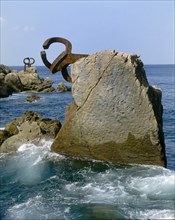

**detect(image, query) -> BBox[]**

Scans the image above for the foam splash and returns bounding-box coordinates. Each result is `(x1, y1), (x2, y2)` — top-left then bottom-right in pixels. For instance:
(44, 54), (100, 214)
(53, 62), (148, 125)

(5, 194), (70, 220)
(3, 139), (64, 185)
(130, 174), (174, 200)
(127, 209), (175, 220)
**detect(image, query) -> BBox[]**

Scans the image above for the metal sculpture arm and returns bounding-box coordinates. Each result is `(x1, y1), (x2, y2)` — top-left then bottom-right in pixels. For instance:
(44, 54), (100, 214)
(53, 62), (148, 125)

(40, 37), (88, 83)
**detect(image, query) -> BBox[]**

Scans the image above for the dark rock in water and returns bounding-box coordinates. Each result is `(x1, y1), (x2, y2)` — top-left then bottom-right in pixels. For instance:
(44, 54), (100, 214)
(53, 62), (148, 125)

(51, 50), (167, 167)
(25, 94), (41, 103)
(57, 82), (71, 92)
(5, 122), (19, 136)
(0, 130), (11, 146)
(0, 64), (11, 74)
(0, 66), (13, 98)
(71, 203), (125, 220)
(0, 84), (13, 98)
(0, 111), (62, 153)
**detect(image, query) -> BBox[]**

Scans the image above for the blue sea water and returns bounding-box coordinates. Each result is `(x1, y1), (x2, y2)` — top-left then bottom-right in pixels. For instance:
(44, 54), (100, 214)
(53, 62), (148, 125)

(0, 64), (175, 220)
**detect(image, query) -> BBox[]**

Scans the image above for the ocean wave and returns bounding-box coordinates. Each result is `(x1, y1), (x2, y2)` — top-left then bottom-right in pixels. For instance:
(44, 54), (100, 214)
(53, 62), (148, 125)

(1, 140), (174, 220)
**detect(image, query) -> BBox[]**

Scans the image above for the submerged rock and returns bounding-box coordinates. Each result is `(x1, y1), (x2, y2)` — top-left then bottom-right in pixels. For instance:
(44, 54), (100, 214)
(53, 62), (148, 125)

(51, 50), (167, 167)
(25, 94), (41, 103)
(0, 111), (62, 153)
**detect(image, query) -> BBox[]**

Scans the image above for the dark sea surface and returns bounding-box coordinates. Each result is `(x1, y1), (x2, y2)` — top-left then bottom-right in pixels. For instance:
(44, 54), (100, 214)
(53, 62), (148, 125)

(0, 64), (174, 219)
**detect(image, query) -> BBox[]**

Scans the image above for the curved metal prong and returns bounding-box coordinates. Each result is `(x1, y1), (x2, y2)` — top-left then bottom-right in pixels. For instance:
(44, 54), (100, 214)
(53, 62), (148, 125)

(50, 51), (67, 73)
(30, 57), (35, 65)
(23, 57), (30, 65)
(61, 65), (72, 83)
(40, 51), (51, 69)
(42, 37), (72, 54)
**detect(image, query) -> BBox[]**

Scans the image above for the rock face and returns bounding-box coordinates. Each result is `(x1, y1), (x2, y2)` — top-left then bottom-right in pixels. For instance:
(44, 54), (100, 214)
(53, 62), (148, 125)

(0, 111), (62, 153)
(51, 50), (167, 167)
(0, 64), (11, 74)
(0, 65), (13, 98)
(0, 65), (55, 98)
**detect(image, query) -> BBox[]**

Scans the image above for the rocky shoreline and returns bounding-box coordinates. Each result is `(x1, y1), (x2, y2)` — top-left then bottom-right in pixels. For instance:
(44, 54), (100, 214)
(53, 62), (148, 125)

(0, 111), (62, 153)
(0, 50), (167, 167)
(0, 65), (55, 98)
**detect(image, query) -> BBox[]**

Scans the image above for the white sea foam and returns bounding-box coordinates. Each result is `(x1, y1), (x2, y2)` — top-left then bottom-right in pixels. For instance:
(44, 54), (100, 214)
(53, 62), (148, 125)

(5, 194), (70, 220)
(128, 209), (175, 220)
(129, 172), (175, 200)
(10, 139), (64, 185)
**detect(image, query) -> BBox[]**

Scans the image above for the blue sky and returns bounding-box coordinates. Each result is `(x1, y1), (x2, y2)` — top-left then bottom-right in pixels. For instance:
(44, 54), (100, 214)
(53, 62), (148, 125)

(0, 0), (174, 66)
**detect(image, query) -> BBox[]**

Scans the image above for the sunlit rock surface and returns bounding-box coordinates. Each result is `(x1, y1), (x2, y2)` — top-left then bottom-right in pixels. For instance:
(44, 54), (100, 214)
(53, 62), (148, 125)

(51, 50), (167, 167)
(0, 111), (62, 153)
(0, 65), (55, 98)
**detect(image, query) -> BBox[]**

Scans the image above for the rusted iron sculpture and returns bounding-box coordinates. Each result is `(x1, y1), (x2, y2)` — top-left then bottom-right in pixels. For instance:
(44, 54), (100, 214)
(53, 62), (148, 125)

(40, 37), (88, 83)
(23, 57), (35, 71)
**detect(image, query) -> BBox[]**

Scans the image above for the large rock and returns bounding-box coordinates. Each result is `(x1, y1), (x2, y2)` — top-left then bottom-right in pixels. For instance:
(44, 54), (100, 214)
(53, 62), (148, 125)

(0, 111), (62, 153)
(51, 50), (167, 167)
(0, 84), (13, 98)
(4, 72), (24, 92)
(17, 67), (41, 90)
(0, 66), (55, 98)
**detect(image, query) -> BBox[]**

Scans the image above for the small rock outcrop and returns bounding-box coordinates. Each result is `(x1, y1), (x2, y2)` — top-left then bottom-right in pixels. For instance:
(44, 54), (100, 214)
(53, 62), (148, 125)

(25, 94), (41, 103)
(14, 67), (55, 92)
(57, 82), (71, 92)
(0, 65), (55, 98)
(51, 50), (167, 167)
(0, 111), (62, 153)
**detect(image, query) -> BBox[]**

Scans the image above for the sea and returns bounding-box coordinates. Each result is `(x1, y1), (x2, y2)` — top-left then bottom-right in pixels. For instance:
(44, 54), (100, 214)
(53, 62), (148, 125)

(0, 64), (175, 220)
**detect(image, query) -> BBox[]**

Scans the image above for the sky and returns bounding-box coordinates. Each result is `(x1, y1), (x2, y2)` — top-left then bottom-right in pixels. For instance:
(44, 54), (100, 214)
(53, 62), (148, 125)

(0, 0), (174, 66)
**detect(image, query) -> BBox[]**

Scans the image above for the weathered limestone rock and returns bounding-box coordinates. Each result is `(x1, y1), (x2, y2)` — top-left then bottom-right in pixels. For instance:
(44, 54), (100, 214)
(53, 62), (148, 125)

(0, 111), (62, 153)
(36, 77), (55, 92)
(17, 67), (45, 91)
(51, 50), (167, 167)
(5, 72), (24, 92)
(0, 65), (55, 97)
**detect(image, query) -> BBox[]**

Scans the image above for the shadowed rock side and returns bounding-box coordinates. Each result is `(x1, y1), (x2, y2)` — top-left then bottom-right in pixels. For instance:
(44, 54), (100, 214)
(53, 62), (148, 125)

(51, 50), (167, 167)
